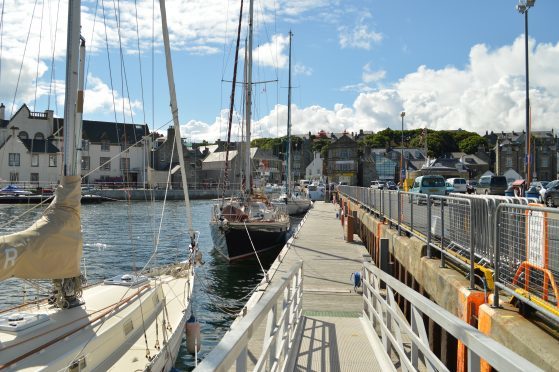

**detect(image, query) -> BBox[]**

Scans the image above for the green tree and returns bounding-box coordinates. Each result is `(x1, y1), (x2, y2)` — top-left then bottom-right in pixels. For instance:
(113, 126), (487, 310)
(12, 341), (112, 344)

(458, 135), (487, 154)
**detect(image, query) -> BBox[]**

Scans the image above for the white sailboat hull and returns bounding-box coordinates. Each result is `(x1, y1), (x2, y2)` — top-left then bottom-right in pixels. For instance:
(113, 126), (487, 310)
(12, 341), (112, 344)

(272, 197), (312, 215)
(0, 266), (194, 371)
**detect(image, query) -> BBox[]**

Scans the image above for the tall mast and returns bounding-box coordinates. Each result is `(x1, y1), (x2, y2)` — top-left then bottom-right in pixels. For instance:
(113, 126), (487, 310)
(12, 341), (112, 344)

(286, 31), (293, 196)
(159, 0), (193, 234)
(63, 0), (81, 176)
(244, 0), (254, 196)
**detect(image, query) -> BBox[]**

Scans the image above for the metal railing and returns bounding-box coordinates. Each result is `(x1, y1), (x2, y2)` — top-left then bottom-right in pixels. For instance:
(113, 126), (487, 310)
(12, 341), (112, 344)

(338, 186), (555, 318)
(494, 203), (559, 323)
(362, 261), (542, 372)
(195, 262), (303, 372)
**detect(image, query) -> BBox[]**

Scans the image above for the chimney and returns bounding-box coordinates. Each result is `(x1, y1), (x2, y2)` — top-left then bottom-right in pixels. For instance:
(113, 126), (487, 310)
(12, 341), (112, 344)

(46, 109), (54, 132)
(0, 103), (4, 121)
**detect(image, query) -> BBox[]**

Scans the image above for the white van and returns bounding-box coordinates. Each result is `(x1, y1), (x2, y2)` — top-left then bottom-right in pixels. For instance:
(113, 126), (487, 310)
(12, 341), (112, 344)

(446, 178), (467, 193)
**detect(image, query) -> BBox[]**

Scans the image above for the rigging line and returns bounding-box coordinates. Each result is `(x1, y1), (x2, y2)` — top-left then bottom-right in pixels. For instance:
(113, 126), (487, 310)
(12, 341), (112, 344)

(100, 0), (121, 132)
(0, 0), (5, 85)
(10, 0), (39, 117)
(33, 0), (45, 111)
(47, 0), (61, 113)
(84, 0), (99, 91)
(139, 135), (177, 273)
(113, 0), (135, 125)
(134, 0), (146, 124)
(242, 221), (268, 281)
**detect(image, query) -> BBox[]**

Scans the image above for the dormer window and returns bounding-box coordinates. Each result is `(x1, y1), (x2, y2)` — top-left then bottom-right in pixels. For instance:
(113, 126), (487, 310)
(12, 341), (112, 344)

(18, 131), (28, 140)
(101, 139), (110, 151)
(34, 132), (44, 140)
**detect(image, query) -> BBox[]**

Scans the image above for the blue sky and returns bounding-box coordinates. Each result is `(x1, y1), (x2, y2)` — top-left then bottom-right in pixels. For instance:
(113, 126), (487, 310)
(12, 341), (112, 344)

(1, 0), (558, 142)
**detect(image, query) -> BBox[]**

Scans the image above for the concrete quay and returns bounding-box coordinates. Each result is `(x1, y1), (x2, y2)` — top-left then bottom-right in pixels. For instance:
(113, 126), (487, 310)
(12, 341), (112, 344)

(338, 193), (559, 372)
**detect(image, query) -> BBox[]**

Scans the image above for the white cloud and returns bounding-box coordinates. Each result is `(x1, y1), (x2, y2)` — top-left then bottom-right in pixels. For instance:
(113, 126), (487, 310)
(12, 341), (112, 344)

(189, 36), (559, 141)
(362, 63), (386, 84)
(338, 14), (382, 50)
(294, 63), (312, 76)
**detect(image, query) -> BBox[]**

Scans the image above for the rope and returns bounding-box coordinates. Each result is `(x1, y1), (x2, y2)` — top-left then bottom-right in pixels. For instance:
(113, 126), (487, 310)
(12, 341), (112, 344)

(243, 221), (268, 282)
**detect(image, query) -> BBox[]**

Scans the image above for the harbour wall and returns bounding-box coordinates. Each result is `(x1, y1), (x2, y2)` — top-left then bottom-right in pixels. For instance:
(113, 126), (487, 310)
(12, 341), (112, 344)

(85, 188), (234, 200)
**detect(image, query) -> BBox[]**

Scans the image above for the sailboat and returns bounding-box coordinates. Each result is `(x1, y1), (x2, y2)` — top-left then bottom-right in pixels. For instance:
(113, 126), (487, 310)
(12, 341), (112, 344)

(272, 31), (312, 216)
(210, 0), (290, 261)
(0, 1), (199, 371)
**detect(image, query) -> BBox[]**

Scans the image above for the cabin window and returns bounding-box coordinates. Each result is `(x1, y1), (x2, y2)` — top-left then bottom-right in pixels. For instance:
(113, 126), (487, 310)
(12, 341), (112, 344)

(8, 153), (20, 166)
(49, 154), (57, 167)
(82, 156), (90, 170)
(100, 157), (111, 171)
(31, 154), (39, 167)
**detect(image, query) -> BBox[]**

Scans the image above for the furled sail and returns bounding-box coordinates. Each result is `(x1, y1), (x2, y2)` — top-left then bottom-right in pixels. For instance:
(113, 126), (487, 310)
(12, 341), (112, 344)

(0, 176), (82, 280)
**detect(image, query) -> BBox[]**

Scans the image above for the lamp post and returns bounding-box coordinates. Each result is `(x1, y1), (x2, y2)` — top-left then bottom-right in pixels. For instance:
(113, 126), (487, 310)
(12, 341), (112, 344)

(516, 0), (535, 185)
(400, 111), (405, 184)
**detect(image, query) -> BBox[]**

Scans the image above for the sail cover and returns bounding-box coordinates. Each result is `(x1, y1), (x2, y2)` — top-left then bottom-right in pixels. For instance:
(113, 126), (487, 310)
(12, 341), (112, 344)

(0, 176), (83, 280)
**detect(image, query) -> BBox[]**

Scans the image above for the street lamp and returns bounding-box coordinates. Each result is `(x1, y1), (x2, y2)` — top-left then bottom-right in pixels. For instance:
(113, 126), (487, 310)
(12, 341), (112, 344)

(516, 0), (535, 185)
(400, 111), (405, 184)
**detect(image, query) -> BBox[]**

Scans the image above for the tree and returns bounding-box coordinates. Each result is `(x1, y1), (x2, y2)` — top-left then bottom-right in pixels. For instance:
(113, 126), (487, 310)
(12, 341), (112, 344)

(458, 135), (487, 154)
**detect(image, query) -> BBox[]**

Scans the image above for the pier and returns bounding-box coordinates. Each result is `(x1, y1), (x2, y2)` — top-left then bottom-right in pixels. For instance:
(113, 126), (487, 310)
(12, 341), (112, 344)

(197, 189), (557, 371)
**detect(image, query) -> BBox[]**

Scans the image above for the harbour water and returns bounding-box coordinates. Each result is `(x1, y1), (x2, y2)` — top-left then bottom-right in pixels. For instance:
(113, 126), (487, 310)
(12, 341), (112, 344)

(0, 199), (292, 370)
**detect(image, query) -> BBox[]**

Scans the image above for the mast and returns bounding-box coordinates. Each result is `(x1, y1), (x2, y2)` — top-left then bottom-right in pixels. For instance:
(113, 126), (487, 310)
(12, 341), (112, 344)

(244, 0), (254, 196)
(286, 31), (293, 196)
(159, 0), (193, 235)
(63, 0), (81, 176)
(222, 0), (244, 202)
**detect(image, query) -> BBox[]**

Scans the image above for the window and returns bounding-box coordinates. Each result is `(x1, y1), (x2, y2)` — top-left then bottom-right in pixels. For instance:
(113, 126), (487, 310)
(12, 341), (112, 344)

(505, 156), (512, 168)
(120, 157), (130, 171)
(30, 173), (39, 182)
(31, 154), (39, 167)
(9, 172), (18, 182)
(82, 156), (90, 170)
(18, 131), (28, 140)
(100, 157), (111, 171)
(49, 154), (57, 167)
(541, 156), (549, 167)
(34, 132), (44, 140)
(82, 140), (89, 151)
(8, 153), (20, 166)
(101, 140), (110, 151)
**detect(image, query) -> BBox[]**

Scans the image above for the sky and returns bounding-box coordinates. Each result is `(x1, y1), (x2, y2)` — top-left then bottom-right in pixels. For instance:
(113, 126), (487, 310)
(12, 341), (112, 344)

(0, 0), (558, 143)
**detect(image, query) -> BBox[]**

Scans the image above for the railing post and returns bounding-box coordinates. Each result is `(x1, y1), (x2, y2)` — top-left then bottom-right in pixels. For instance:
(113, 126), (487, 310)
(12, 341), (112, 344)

(397, 190), (402, 235)
(410, 194), (414, 233)
(427, 195), (432, 258)
(492, 204), (502, 308)
(441, 201), (446, 268)
(469, 200), (476, 290)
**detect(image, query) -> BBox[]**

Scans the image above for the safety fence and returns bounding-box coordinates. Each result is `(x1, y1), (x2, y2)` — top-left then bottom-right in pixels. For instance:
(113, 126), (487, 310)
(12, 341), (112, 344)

(338, 186), (557, 319)
(195, 262), (303, 372)
(362, 261), (542, 372)
(494, 203), (559, 324)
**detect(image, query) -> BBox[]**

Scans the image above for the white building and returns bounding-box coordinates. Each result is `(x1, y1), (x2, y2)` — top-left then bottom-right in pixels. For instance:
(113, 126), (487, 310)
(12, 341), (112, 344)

(0, 104), (150, 187)
(305, 151), (323, 181)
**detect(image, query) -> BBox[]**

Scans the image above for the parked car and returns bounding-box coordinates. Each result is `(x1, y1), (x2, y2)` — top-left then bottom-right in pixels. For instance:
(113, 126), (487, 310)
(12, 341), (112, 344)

(475, 175), (508, 195)
(445, 182), (454, 195)
(369, 180), (385, 189)
(386, 181), (398, 190)
(410, 175), (446, 196)
(446, 177), (467, 193)
(541, 180), (559, 207)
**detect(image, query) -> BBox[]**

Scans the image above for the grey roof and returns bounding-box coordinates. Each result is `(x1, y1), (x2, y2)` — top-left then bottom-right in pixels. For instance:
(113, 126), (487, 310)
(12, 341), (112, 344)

(20, 139), (59, 153)
(53, 118), (150, 145)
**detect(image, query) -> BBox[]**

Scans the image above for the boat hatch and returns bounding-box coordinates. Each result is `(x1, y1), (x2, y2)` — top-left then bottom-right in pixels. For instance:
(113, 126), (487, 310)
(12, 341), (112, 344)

(0, 312), (49, 333)
(103, 274), (149, 287)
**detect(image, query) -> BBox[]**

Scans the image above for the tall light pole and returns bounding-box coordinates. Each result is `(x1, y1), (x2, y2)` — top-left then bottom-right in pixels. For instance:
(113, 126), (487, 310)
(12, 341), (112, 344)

(517, 0), (535, 185)
(400, 111), (405, 184)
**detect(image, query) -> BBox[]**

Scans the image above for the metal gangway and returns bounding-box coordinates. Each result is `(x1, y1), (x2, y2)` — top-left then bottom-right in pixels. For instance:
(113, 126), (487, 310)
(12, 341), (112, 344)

(195, 260), (541, 372)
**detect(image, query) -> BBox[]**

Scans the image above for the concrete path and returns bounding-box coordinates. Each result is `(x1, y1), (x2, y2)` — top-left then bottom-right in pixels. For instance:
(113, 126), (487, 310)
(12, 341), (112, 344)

(243, 201), (390, 371)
